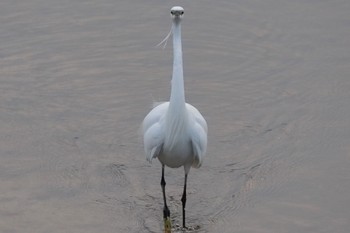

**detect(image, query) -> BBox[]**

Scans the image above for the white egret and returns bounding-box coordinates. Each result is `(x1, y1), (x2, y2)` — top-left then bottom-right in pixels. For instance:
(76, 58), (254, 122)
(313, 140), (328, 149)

(142, 6), (208, 231)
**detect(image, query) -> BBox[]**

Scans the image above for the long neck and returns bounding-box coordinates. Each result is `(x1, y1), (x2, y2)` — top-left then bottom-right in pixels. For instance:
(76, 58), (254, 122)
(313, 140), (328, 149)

(164, 19), (188, 148)
(169, 19), (185, 109)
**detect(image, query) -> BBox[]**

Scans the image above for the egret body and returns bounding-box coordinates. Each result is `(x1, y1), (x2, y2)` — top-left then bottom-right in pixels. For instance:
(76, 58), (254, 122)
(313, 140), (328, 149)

(142, 6), (208, 230)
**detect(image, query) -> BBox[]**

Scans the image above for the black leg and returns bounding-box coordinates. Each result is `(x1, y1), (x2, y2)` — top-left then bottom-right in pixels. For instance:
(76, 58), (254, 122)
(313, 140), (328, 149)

(181, 173), (188, 228)
(161, 165), (170, 219)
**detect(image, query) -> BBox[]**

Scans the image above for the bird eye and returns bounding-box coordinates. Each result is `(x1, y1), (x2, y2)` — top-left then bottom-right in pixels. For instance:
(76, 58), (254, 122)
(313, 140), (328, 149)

(170, 10), (184, 16)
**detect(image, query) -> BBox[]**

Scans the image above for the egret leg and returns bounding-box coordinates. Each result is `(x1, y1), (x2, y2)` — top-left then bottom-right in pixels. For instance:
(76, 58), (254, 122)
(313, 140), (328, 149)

(181, 173), (188, 229)
(161, 165), (171, 232)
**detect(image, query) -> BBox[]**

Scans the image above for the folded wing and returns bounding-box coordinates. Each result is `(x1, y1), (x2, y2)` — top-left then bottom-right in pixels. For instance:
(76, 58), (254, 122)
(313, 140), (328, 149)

(187, 104), (208, 168)
(142, 102), (168, 162)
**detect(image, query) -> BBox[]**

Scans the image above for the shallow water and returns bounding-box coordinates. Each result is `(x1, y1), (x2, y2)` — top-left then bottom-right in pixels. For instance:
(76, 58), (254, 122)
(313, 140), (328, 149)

(1, 0), (350, 232)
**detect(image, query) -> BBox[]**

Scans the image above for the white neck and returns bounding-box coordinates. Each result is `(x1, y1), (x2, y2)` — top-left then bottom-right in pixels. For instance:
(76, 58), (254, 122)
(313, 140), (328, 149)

(164, 18), (188, 148)
(169, 19), (185, 110)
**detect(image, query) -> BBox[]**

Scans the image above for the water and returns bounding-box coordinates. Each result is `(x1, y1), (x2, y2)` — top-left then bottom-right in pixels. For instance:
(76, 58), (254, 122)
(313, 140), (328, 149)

(1, 0), (350, 232)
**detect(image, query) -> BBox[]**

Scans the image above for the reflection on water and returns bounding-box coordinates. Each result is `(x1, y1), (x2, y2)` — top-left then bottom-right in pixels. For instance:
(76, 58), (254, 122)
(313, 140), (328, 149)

(0, 0), (350, 232)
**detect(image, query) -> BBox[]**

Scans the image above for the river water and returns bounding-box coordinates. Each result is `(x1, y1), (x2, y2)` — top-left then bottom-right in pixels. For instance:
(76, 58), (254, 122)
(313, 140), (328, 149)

(1, 0), (350, 232)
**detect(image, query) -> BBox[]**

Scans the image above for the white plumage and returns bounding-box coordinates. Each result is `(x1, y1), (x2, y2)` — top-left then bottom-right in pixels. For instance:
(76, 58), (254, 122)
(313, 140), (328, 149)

(143, 102), (207, 169)
(142, 6), (208, 230)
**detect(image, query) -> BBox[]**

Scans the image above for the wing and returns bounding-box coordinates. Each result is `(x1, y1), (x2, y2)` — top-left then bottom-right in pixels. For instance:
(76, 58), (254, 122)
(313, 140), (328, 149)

(143, 122), (164, 162)
(186, 103), (208, 133)
(187, 104), (208, 168)
(143, 102), (169, 133)
(142, 102), (168, 162)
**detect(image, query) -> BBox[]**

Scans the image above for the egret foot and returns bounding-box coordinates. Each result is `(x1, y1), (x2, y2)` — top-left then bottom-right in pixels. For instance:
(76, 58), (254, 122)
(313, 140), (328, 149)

(163, 216), (172, 233)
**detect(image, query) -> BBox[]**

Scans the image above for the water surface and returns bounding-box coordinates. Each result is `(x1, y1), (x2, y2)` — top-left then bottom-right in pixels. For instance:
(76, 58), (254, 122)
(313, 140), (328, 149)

(1, 0), (350, 232)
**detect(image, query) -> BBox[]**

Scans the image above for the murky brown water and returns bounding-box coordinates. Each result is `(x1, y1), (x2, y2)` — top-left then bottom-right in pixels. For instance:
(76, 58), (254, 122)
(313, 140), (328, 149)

(1, 0), (350, 232)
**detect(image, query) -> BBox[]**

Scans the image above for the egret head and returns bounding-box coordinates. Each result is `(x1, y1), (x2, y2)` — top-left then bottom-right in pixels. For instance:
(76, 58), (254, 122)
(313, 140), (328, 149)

(171, 6), (184, 19)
